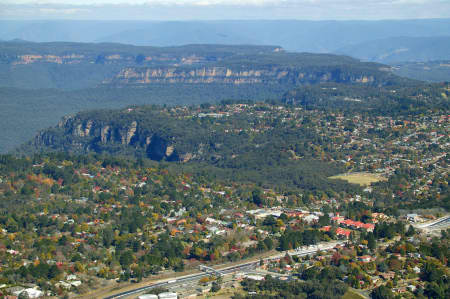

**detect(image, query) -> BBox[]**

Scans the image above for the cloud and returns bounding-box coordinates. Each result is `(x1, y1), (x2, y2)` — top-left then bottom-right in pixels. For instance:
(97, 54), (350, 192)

(1, 0), (289, 5)
(2, 0), (448, 8)
(39, 7), (91, 14)
(1, 0), (449, 20)
(2, 0), (445, 4)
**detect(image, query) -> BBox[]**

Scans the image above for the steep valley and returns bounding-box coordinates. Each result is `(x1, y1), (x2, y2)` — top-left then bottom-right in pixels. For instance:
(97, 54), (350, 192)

(0, 41), (429, 153)
(0, 41), (403, 89)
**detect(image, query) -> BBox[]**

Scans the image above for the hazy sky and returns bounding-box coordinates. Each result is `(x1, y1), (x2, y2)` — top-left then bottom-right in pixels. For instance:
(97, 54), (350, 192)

(1, 0), (450, 20)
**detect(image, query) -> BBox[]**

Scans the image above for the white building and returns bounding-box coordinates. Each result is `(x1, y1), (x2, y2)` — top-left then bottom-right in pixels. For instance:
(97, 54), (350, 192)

(14, 288), (44, 299)
(406, 214), (420, 222)
(244, 274), (265, 281)
(303, 214), (319, 223)
(158, 292), (178, 299)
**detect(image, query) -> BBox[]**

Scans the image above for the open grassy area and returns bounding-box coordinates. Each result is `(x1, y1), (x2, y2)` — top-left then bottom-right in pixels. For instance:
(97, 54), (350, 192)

(329, 172), (387, 186)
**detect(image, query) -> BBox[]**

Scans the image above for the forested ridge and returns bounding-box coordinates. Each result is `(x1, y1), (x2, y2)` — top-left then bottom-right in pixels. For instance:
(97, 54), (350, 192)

(0, 41), (416, 154)
(0, 41), (404, 89)
(26, 104), (356, 193)
(25, 86), (449, 199)
(282, 81), (449, 113)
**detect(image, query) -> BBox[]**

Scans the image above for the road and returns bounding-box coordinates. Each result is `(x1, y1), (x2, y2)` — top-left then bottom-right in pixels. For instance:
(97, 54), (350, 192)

(103, 240), (345, 299)
(414, 215), (450, 230)
(427, 215), (450, 228)
(104, 262), (258, 299)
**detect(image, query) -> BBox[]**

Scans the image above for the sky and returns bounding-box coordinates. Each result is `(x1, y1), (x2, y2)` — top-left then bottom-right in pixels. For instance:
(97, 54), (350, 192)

(1, 0), (450, 20)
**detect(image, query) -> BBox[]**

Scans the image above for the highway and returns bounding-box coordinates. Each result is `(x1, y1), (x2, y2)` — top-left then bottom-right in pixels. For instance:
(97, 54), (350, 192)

(103, 240), (344, 299)
(414, 215), (450, 230)
(427, 215), (450, 228)
(103, 262), (258, 299)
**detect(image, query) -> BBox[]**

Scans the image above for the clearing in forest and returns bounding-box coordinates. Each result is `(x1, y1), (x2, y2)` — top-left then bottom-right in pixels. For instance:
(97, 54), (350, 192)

(329, 172), (387, 186)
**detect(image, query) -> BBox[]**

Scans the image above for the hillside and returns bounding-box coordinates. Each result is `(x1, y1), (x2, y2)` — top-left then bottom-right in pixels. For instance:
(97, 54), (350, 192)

(0, 41), (416, 154)
(0, 84), (290, 153)
(106, 53), (402, 87)
(392, 60), (450, 82)
(26, 81), (449, 188)
(281, 82), (449, 113)
(0, 42), (279, 89)
(1, 104), (449, 297)
(0, 41), (407, 90)
(26, 104), (359, 193)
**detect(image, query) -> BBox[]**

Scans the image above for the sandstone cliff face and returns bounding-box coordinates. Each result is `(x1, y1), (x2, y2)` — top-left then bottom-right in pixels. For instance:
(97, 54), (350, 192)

(108, 67), (266, 84)
(125, 121), (137, 145)
(13, 54), (86, 65)
(36, 116), (183, 161)
(5, 53), (212, 66)
(101, 126), (111, 143)
(105, 66), (377, 85)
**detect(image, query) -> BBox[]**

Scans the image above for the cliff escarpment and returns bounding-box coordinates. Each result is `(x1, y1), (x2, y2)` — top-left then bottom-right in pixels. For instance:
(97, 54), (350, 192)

(103, 52), (404, 86)
(0, 42), (279, 66)
(105, 65), (379, 85)
(32, 108), (208, 162)
(0, 42), (285, 89)
(1, 41), (406, 90)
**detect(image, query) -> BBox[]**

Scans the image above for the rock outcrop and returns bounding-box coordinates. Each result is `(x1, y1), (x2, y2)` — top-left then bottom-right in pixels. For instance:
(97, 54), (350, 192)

(34, 115), (182, 161)
(105, 66), (380, 85)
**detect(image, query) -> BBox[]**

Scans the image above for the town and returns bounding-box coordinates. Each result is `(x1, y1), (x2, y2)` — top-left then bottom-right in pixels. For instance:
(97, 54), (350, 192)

(0, 102), (448, 299)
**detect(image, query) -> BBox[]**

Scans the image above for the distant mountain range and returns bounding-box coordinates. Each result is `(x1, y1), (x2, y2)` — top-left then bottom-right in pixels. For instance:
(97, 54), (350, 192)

(0, 29), (449, 153)
(392, 60), (450, 82)
(336, 36), (450, 64)
(0, 41), (416, 153)
(1, 19), (450, 62)
(0, 41), (404, 90)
